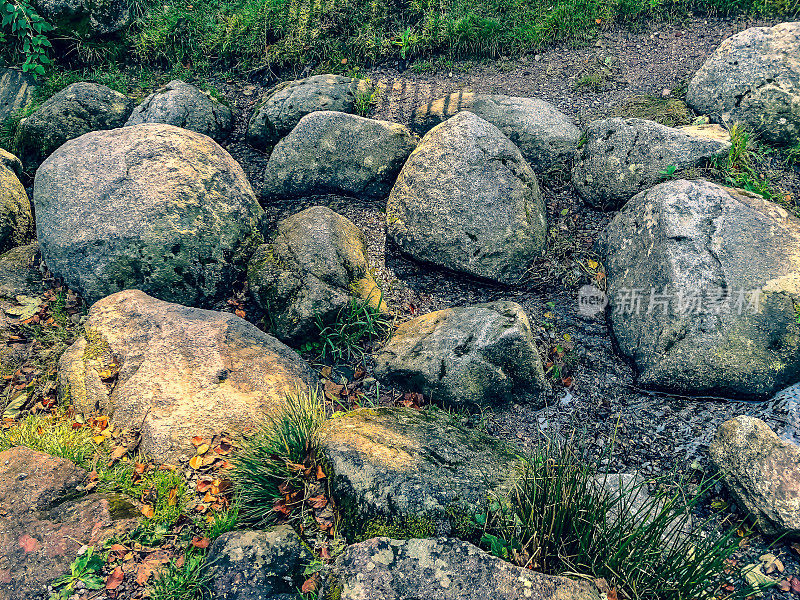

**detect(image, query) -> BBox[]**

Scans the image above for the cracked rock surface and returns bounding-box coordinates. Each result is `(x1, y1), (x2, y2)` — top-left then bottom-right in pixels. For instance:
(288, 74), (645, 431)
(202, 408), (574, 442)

(126, 80), (233, 141)
(687, 21), (800, 146)
(34, 123), (264, 307)
(387, 111), (546, 285)
(571, 117), (730, 210)
(331, 537), (599, 600)
(58, 289), (319, 461)
(597, 179), (800, 399)
(373, 301), (547, 408)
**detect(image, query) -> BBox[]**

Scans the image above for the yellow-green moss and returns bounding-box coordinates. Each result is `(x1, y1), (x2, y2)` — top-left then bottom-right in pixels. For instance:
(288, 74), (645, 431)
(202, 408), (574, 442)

(82, 327), (110, 360)
(354, 514), (435, 542)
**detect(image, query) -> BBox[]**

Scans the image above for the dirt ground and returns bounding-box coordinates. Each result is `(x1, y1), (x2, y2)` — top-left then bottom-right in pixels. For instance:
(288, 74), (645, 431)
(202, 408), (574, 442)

(211, 14), (800, 593)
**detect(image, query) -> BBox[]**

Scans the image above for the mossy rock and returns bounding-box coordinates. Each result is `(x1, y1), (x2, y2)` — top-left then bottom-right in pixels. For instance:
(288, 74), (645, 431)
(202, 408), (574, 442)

(317, 407), (523, 539)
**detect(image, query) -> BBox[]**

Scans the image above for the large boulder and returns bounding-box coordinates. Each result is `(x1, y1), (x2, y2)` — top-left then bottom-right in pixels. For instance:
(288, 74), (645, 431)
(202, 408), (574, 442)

(34, 123), (264, 307)
(261, 111), (416, 200)
(0, 164), (33, 253)
(125, 80), (233, 141)
(17, 82), (134, 168)
(247, 74), (372, 149)
(248, 206), (385, 345)
(207, 526), (312, 600)
(29, 0), (130, 36)
(687, 22), (800, 146)
(710, 416), (800, 537)
(411, 92), (580, 171)
(0, 149), (22, 177)
(387, 111), (546, 285)
(317, 407), (522, 537)
(0, 447), (138, 600)
(572, 118), (730, 210)
(331, 537), (599, 600)
(597, 179), (800, 399)
(0, 68), (36, 125)
(58, 290), (319, 461)
(374, 302), (546, 408)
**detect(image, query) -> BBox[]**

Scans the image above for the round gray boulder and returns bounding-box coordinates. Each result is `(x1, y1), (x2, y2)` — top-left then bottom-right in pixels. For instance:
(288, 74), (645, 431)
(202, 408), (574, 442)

(374, 301), (547, 408)
(248, 206), (386, 345)
(572, 117), (731, 210)
(411, 92), (580, 171)
(387, 111), (546, 285)
(17, 82), (134, 168)
(262, 111), (417, 200)
(687, 22), (800, 146)
(597, 179), (800, 399)
(34, 123), (264, 307)
(126, 80), (233, 141)
(247, 74), (372, 149)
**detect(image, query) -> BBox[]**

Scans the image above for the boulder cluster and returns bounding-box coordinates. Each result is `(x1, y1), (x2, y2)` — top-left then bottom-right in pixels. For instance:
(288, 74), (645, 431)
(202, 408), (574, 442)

(0, 19), (799, 600)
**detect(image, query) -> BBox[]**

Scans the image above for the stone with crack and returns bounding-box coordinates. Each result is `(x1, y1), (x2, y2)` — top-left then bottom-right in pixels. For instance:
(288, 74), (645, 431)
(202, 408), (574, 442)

(597, 179), (800, 399)
(58, 289), (319, 461)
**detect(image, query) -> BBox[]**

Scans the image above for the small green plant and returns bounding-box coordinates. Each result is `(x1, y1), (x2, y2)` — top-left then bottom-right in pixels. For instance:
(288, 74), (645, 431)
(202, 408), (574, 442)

(51, 547), (106, 599)
(313, 293), (392, 363)
(353, 79), (380, 117)
(658, 164), (677, 180)
(1, 0), (53, 78)
(204, 501), (240, 539)
(147, 548), (213, 600)
(709, 123), (778, 200)
(393, 27), (416, 60)
(232, 390), (326, 527)
(0, 412), (99, 466)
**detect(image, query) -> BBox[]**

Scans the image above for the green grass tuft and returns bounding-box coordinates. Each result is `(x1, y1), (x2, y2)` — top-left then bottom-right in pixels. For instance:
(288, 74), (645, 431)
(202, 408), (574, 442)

(231, 390), (327, 527)
(475, 438), (770, 600)
(0, 412), (100, 466)
(147, 548), (213, 600)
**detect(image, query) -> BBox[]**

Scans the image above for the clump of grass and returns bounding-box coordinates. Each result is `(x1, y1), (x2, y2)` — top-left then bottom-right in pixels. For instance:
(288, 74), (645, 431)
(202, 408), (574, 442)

(99, 461), (188, 527)
(615, 94), (693, 127)
(573, 56), (615, 92)
(0, 411), (100, 466)
(303, 292), (393, 363)
(204, 501), (240, 540)
(475, 439), (768, 600)
(353, 78), (380, 117)
(231, 390), (327, 527)
(147, 548), (213, 600)
(709, 123), (779, 200)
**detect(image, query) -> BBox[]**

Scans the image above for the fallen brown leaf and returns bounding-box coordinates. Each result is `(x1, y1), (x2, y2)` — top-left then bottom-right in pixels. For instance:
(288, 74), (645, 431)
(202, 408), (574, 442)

(105, 566), (124, 590)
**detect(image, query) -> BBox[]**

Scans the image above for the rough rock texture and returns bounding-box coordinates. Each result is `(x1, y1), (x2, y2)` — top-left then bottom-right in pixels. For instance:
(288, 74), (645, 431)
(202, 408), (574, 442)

(597, 179), (800, 399)
(387, 111), (546, 285)
(58, 290), (319, 461)
(248, 206), (385, 344)
(0, 447), (138, 600)
(374, 302), (546, 408)
(17, 82), (134, 168)
(411, 92), (580, 171)
(125, 80), (233, 141)
(0, 149), (22, 177)
(317, 407), (522, 535)
(0, 68), (35, 125)
(0, 165), (33, 253)
(687, 22), (800, 146)
(247, 75), (372, 149)
(331, 537), (599, 600)
(0, 243), (41, 299)
(207, 526), (312, 600)
(572, 118), (731, 210)
(261, 111), (417, 200)
(34, 123), (264, 307)
(30, 0), (129, 36)
(710, 416), (800, 537)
